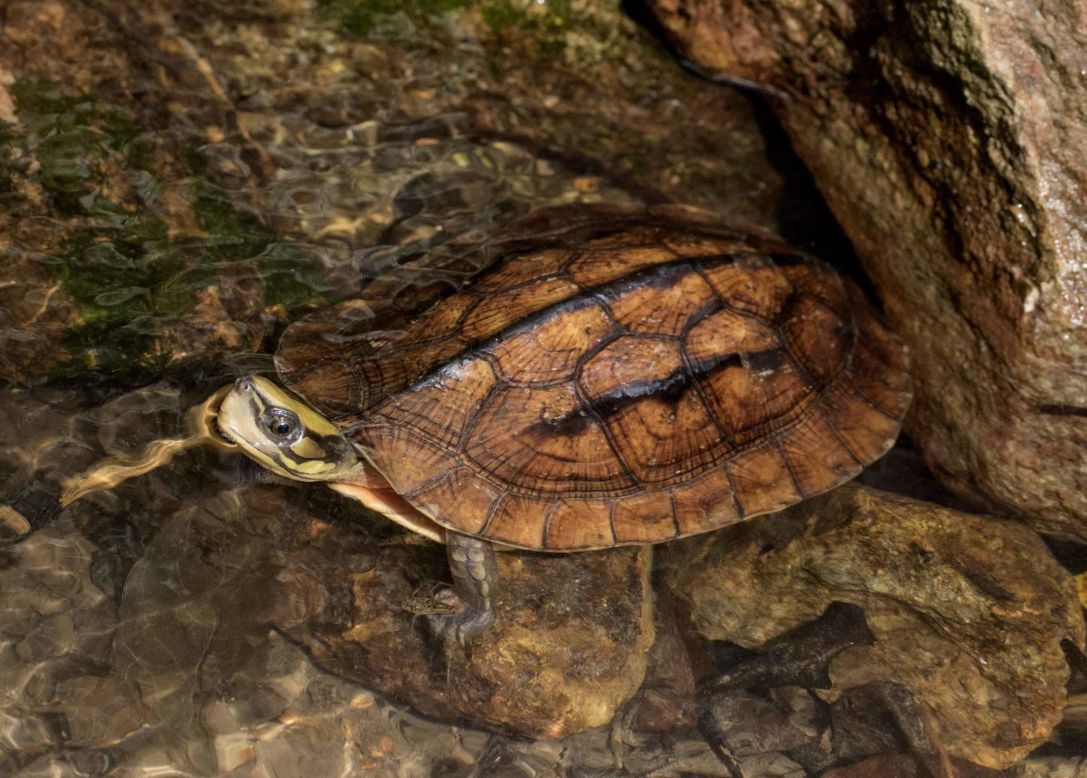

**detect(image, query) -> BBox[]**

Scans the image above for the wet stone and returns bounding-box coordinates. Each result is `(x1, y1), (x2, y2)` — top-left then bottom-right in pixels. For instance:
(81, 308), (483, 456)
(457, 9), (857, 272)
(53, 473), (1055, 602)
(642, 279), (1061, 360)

(646, 0), (1087, 541)
(734, 752), (807, 778)
(702, 687), (820, 757)
(0, 505), (31, 538)
(619, 590), (701, 734)
(0, 0), (822, 389)
(705, 601), (874, 692)
(6, 0), (1080, 773)
(0, 474), (494, 774)
(0, 252), (81, 384)
(1013, 758), (1087, 778)
(664, 483), (1086, 769)
(823, 753), (1006, 778)
(827, 683), (918, 766)
(274, 524), (656, 739)
(693, 605), (887, 774)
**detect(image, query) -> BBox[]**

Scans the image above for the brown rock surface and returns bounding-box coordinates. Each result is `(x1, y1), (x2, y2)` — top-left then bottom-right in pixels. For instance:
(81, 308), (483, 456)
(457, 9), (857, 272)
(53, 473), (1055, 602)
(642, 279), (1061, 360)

(274, 520), (655, 739)
(663, 484), (1085, 769)
(0, 0), (826, 385)
(646, 0), (1087, 539)
(0, 385), (665, 772)
(822, 753), (1003, 778)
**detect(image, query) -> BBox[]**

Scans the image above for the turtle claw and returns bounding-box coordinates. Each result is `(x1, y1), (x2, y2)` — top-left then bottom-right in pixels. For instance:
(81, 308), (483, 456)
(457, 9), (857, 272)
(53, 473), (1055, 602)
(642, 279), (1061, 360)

(426, 593), (495, 645)
(426, 533), (500, 645)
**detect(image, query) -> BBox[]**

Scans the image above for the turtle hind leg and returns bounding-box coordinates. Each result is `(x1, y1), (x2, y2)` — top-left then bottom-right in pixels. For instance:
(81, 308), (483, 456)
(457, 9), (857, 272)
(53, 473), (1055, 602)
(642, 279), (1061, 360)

(427, 531), (498, 644)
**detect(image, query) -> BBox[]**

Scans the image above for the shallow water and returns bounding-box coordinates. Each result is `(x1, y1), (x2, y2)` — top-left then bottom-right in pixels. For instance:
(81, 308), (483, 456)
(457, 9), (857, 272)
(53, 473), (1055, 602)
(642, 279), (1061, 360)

(1, 1), (1083, 776)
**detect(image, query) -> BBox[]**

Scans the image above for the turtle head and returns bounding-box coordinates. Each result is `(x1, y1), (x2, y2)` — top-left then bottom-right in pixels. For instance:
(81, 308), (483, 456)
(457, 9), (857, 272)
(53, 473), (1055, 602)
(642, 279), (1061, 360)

(216, 375), (364, 483)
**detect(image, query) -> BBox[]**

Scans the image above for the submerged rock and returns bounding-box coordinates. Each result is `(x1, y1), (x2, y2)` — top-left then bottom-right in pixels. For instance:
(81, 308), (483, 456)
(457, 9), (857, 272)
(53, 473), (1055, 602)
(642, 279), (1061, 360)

(664, 484), (1085, 769)
(0, 0), (817, 387)
(823, 752), (1004, 778)
(702, 686), (821, 760)
(620, 589), (702, 734)
(1013, 758), (1087, 778)
(646, 0), (1087, 541)
(274, 520), (655, 739)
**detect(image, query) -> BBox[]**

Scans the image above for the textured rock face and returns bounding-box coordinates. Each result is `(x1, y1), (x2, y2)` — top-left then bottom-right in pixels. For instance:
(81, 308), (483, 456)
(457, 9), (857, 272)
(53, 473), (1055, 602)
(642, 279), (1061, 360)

(646, 0), (1087, 539)
(663, 484), (1085, 768)
(273, 525), (655, 739)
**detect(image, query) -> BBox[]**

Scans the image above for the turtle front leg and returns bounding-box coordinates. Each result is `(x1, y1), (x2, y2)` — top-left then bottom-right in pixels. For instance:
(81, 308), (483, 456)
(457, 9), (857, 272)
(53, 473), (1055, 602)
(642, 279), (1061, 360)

(428, 531), (499, 644)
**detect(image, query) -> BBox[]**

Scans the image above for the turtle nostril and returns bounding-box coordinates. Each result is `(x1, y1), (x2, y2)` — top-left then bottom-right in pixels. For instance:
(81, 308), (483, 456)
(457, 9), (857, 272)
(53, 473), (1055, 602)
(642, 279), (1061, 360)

(235, 376), (255, 392)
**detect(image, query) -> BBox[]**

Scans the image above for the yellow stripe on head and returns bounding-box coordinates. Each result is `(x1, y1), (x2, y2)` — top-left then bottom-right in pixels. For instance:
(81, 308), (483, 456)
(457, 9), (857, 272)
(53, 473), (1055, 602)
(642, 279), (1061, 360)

(216, 375), (364, 483)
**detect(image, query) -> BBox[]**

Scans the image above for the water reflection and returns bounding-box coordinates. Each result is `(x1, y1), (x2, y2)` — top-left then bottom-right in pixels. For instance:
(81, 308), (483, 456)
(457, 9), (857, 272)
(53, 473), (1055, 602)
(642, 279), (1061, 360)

(2, 0), (790, 771)
(3, 0), (1079, 775)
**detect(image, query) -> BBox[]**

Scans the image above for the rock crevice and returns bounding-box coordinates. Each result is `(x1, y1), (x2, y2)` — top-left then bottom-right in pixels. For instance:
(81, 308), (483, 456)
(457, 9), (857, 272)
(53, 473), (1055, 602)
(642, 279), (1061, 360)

(647, 0), (1087, 538)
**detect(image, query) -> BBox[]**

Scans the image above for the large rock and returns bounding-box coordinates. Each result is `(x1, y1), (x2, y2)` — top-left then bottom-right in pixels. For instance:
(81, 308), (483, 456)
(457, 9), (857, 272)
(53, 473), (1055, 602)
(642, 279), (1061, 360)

(272, 513), (656, 739)
(663, 484), (1085, 769)
(88, 479), (656, 741)
(646, 0), (1087, 540)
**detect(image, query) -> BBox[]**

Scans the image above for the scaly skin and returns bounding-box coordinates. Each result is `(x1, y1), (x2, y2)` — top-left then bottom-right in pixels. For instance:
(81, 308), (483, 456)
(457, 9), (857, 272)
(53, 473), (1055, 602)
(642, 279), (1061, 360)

(429, 532), (499, 644)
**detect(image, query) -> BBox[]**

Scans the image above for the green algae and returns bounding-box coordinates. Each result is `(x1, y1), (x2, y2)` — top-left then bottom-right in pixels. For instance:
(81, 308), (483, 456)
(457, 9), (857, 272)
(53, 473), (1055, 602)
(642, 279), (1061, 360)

(5, 79), (179, 376)
(185, 151), (329, 311)
(318, 0), (471, 37)
(10, 78), (147, 214)
(6, 78), (328, 380)
(46, 163), (329, 379)
(480, 0), (576, 54)
(0, 124), (16, 207)
(318, 0), (578, 50)
(47, 207), (192, 378)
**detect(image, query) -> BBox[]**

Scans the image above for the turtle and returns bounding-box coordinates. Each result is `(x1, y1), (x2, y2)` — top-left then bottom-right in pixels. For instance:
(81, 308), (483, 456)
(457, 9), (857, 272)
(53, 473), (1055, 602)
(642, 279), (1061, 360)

(215, 204), (912, 643)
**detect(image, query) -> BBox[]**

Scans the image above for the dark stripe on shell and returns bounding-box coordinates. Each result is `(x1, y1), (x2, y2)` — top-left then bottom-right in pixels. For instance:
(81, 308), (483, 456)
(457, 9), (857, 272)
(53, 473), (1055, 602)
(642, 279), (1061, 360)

(540, 347), (782, 438)
(467, 257), (724, 358)
(350, 253), (780, 423)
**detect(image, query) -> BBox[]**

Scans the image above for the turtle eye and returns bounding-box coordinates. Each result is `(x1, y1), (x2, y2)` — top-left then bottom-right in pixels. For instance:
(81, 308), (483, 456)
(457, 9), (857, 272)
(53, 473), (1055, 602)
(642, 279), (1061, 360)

(260, 408), (301, 442)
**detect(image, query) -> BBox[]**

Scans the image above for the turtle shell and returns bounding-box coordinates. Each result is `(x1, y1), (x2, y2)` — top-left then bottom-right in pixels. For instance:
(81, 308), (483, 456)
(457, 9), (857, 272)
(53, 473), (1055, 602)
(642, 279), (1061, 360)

(277, 205), (911, 551)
